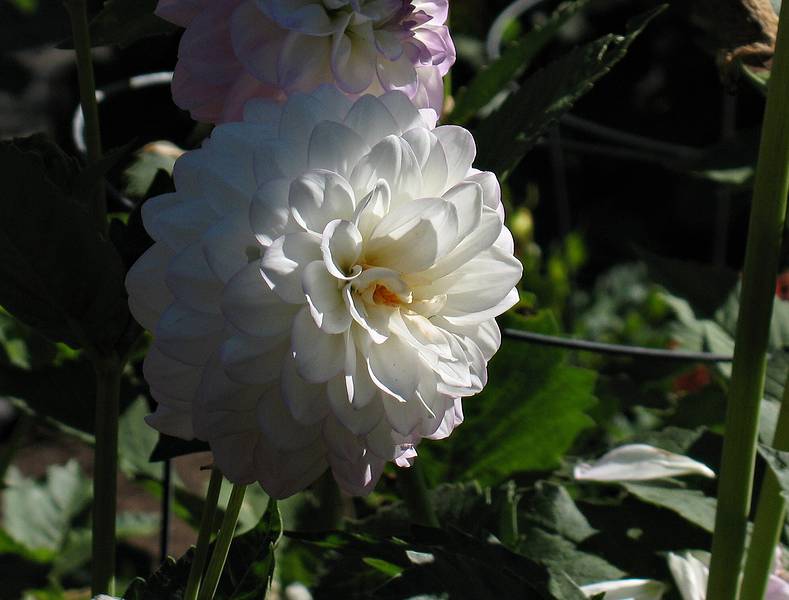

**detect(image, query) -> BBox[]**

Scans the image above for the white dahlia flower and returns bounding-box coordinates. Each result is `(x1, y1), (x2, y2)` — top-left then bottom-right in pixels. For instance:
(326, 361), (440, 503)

(126, 87), (522, 498)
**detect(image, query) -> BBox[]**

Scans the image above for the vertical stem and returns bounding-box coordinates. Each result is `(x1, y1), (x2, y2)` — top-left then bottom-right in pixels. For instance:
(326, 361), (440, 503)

(64, 0), (107, 233)
(498, 481), (520, 547)
(397, 464), (439, 528)
(91, 355), (122, 596)
(740, 370), (789, 600)
(160, 459), (173, 563)
(314, 470), (343, 530)
(184, 468), (224, 600)
(198, 483), (247, 600)
(706, 2), (789, 597)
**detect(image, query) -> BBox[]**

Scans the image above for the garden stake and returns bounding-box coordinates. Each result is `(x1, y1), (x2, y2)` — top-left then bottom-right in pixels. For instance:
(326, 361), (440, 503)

(706, 0), (789, 596)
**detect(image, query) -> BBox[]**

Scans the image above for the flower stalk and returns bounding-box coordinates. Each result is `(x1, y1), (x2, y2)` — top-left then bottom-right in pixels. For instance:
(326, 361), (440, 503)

(64, 0), (106, 233)
(398, 464), (439, 528)
(198, 483), (247, 600)
(739, 368), (789, 600)
(184, 467), (224, 600)
(706, 0), (789, 595)
(90, 354), (122, 596)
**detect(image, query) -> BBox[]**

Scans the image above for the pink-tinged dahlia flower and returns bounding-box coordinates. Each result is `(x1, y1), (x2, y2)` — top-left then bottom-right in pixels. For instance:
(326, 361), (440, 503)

(157, 0), (455, 123)
(126, 88), (521, 498)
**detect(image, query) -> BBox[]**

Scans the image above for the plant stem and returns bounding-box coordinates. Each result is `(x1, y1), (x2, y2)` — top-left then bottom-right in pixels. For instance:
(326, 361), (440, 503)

(314, 469), (343, 530)
(91, 354), (122, 596)
(64, 0), (106, 233)
(198, 483), (247, 600)
(706, 2), (789, 597)
(398, 463), (439, 528)
(739, 370), (789, 600)
(184, 468), (224, 600)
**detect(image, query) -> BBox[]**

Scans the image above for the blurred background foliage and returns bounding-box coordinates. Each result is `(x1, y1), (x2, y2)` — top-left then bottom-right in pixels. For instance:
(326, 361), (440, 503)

(1, 0), (786, 597)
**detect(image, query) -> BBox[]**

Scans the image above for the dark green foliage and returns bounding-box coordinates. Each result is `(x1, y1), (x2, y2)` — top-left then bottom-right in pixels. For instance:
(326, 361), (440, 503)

(0, 136), (128, 352)
(474, 7), (666, 178)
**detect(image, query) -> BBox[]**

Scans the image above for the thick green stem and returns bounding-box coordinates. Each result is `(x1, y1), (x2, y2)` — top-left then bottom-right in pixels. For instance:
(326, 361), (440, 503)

(184, 468), (224, 600)
(198, 483), (247, 600)
(706, 2), (789, 597)
(398, 464), (439, 528)
(90, 355), (121, 596)
(64, 0), (106, 233)
(740, 370), (789, 600)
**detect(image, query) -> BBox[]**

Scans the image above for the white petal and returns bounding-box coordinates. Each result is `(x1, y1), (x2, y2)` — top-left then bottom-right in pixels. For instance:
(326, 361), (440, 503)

(366, 197), (458, 272)
(257, 387), (322, 451)
(220, 333), (289, 385)
(424, 245), (522, 316)
(343, 95), (400, 148)
(442, 181), (482, 239)
(202, 209), (261, 283)
(580, 579), (667, 600)
(350, 135), (423, 206)
(331, 24), (377, 93)
(222, 260), (300, 336)
(303, 260), (352, 333)
(574, 444), (716, 482)
(366, 335), (420, 403)
(414, 207), (501, 282)
(344, 284), (391, 344)
(144, 193), (219, 252)
(434, 125), (476, 186)
(327, 374), (383, 434)
(321, 219), (363, 279)
(144, 343), (202, 403)
(210, 432), (260, 484)
(353, 178), (391, 239)
(155, 302), (225, 366)
(292, 306), (346, 383)
(145, 401), (194, 440)
(281, 350), (331, 424)
(252, 435), (328, 499)
(126, 242), (175, 331)
(250, 177), (291, 247)
(380, 91), (429, 132)
(260, 232), (322, 304)
(166, 242), (223, 314)
(289, 170), (356, 234)
(667, 552), (709, 600)
(308, 121), (368, 178)
(327, 444), (385, 496)
(402, 127), (448, 197)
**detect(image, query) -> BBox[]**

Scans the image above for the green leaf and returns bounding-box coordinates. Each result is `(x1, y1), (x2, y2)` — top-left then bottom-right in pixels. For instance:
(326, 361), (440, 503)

(1, 358), (139, 439)
(123, 142), (180, 199)
(474, 6), (665, 178)
(0, 136), (128, 351)
(218, 499), (281, 600)
(621, 482), (716, 532)
(758, 444), (789, 502)
(62, 0), (177, 49)
(428, 311), (596, 485)
(521, 482), (596, 543)
(2, 461), (91, 554)
(450, 0), (590, 125)
(119, 396), (161, 479)
(124, 550), (194, 600)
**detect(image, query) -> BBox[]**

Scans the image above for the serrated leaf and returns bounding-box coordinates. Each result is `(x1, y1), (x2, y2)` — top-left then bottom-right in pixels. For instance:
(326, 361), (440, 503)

(451, 0), (590, 125)
(621, 482), (716, 532)
(474, 6), (665, 177)
(2, 461), (91, 554)
(124, 550), (194, 600)
(521, 482), (596, 543)
(0, 136), (128, 351)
